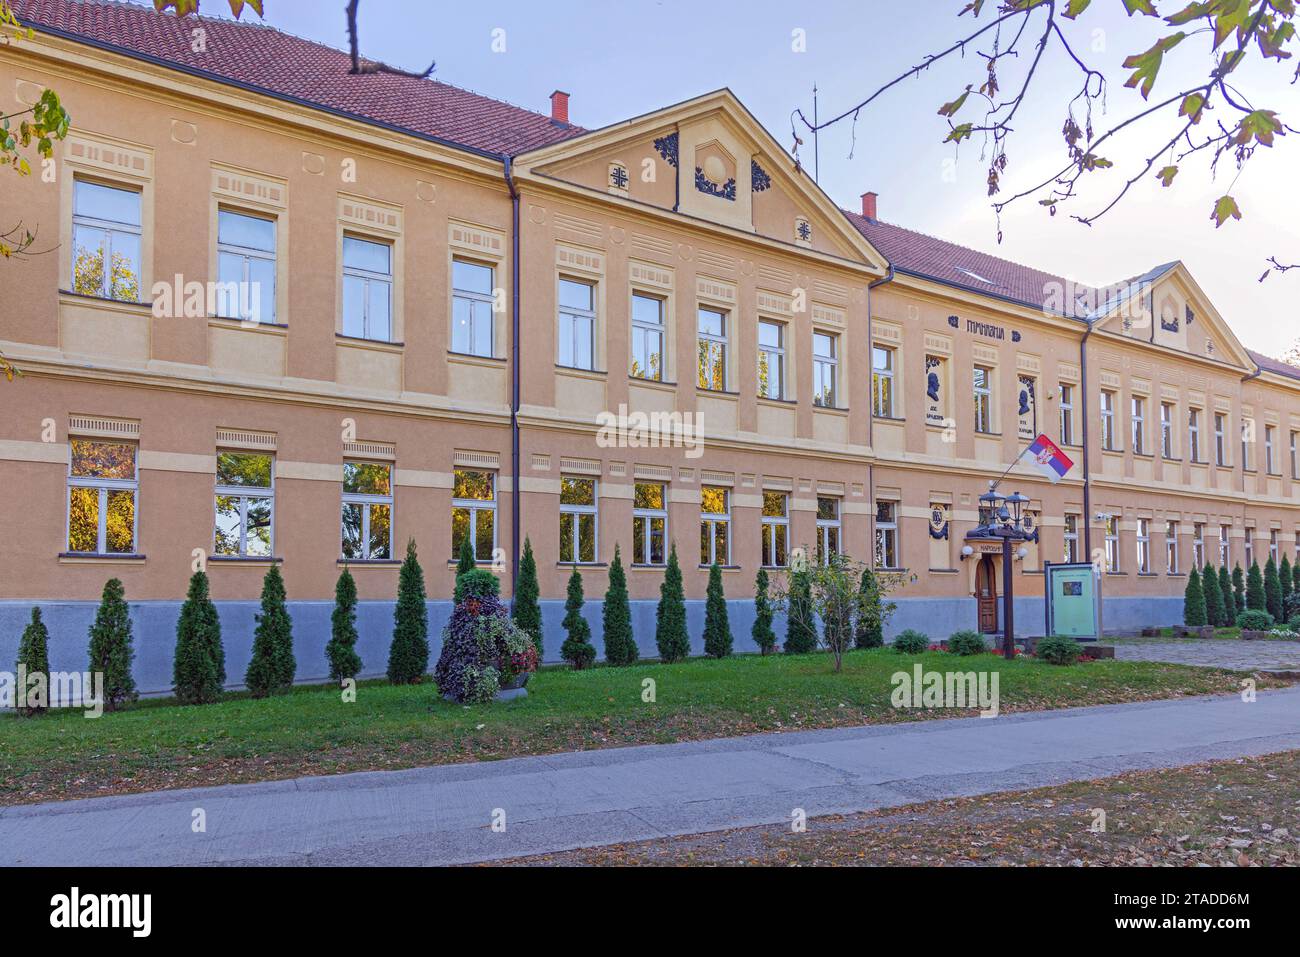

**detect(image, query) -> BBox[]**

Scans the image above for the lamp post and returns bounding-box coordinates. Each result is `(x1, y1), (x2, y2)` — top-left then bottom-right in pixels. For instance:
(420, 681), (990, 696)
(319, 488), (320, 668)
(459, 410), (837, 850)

(970, 486), (1035, 660)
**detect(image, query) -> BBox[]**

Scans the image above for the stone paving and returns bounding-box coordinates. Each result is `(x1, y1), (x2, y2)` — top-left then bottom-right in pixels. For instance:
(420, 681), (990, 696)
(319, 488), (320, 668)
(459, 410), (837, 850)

(1112, 638), (1300, 672)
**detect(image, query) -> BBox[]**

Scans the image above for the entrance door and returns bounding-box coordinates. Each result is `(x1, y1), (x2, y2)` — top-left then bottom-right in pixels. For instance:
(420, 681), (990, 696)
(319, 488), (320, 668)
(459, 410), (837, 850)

(976, 555), (999, 633)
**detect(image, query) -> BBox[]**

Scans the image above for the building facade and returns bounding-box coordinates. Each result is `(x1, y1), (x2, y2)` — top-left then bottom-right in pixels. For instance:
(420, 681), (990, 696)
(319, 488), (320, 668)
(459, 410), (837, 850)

(3, 1), (1299, 691)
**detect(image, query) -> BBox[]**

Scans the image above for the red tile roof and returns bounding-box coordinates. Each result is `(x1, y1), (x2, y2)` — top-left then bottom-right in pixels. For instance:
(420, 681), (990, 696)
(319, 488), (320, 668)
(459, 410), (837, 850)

(11, 0), (586, 156)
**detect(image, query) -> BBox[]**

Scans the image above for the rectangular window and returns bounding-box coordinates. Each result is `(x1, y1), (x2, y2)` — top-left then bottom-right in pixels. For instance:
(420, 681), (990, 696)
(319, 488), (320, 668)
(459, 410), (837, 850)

(214, 451), (274, 557)
(1063, 514), (1079, 564)
(1131, 396), (1146, 454)
(632, 481), (667, 566)
(451, 468), (496, 562)
(1245, 532), (1255, 569)
(1059, 384), (1074, 445)
(1160, 402), (1174, 458)
(761, 491), (789, 568)
(1104, 516), (1120, 573)
(67, 439), (138, 555)
(875, 501), (899, 569)
(757, 320), (785, 400)
(1192, 523), (1205, 569)
(341, 461), (392, 561)
(1212, 412), (1226, 466)
(557, 278), (596, 371)
(1242, 420), (1253, 471)
(816, 496), (841, 565)
(812, 332), (837, 408)
(1270, 529), (1279, 564)
(451, 259), (495, 357)
(216, 209), (276, 323)
(559, 476), (598, 564)
(1137, 519), (1151, 574)
(973, 365), (993, 434)
(1265, 425), (1277, 474)
(699, 485), (730, 566)
(697, 307), (727, 391)
(71, 179), (142, 302)
(630, 292), (664, 381)
(872, 346), (895, 417)
(341, 235), (392, 341)
(1190, 408), (1204, 464)
(1292, 431), (1298, 480)
(1220, 525), (1231, 567)
(1100, 390), (1116, 450)
(1166, 521), (1179, 574)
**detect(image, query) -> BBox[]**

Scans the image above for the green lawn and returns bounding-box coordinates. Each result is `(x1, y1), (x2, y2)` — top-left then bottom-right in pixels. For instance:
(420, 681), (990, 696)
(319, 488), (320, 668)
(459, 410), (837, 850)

(1, 649), (1286, 806)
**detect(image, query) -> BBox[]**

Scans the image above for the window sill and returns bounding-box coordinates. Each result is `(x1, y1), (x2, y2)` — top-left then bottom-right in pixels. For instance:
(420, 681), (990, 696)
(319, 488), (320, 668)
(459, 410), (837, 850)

(338, 559), (401, 566)
(698, 564), (742, 571)
(1133, 451), (1154, 460)
(1105, 572), (1128, 577)
(697, 387), (739, 399)
(757, 395), (797, 407)
(210, 316), (288, 333)
(555, 365), (607, 380)
(630, 564), (667, 571)
(209, 556), (283, 565)
(556, 562), (607, 569)
(445, 559), (499, 567)
(58, 289), (148, 311)
(337, 333), (403, 350)
(58, 552), (146, 564)
(1167, 573), (1186, 578)
(813, 404), (850, 415)
(1137, 572), (1160, 578)
(447, 350), (504, 365)
(874, 414), (905, 423)
(1162, 456), (1183, 464)
(630, 376), (678, 389)
(928, 568), (960, 575)
(974, 430), (1003, 438)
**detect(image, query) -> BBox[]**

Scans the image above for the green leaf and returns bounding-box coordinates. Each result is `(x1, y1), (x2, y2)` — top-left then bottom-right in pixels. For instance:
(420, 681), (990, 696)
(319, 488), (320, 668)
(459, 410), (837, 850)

(944, 122), (974, 144)
(1123, 0), (1158, 15)
(1180, 92), (1206, 124)
(1122, 32), (1186, 99)
(938, 86), (973, 117)
(1157, 165), (1179, 186)
(1235, 109), (1284, 146)
(1064, 0), (1093, 18)
(1211, 194), (1242, 227)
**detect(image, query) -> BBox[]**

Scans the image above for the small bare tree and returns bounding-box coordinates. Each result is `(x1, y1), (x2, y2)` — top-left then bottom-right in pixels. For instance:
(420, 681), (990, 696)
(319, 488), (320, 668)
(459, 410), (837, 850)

(775, 552), (901, 672)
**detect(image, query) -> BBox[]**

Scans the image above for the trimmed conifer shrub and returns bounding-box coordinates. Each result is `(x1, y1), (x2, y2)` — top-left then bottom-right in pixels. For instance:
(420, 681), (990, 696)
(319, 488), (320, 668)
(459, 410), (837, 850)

(1218, 565), (1234, 626)
(752, 569), (776, 655)
(1246, 561), (1267, 612)
(1265, 556), (1283, 622)
(1236, 608), (1274, 631)
(326, 567), (362, 685)
(245, 565), (295, 697)
(1202, 562), (1225, 630)
(16, 607), (50, 716)
(702, 562), (733, 658)
(1293, 559), (1300, 603)
(893, 629), (929, 654)
(784, 565), (818, 654)
(87, 577), (137, 711)
(602, 544), (637, 666)
(1232, 563), (1246, 616)
(655, 543), (690, 663)
(174, 571), (224, 705)
(1281, 555), (1293, 616)
(1036, 635), (1082, 665)
(452, 534), (477, 604)
(1183, 567), (1206, 626)
(513, 537), (543, 655)
(947, 630), (987, 655)
(560, 569), (596, 669)
(854, 567), (884, 648)
(387, 539), (430, 684)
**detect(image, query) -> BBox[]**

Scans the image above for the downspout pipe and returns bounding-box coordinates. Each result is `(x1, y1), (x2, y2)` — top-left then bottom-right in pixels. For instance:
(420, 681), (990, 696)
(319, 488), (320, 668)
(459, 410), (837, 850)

(1080, 316), (1098, 560)
(866, 260), (895, 560)
(504, 156), (522, 588)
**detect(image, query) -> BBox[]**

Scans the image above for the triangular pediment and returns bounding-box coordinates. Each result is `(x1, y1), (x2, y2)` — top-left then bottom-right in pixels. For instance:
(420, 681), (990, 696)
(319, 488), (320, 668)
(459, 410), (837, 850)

(514, 90), (886, 270)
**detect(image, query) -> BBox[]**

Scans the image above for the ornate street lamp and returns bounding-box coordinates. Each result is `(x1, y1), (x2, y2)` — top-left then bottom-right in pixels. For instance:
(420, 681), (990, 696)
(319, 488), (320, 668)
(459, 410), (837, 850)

(968, 484), (1036, 659)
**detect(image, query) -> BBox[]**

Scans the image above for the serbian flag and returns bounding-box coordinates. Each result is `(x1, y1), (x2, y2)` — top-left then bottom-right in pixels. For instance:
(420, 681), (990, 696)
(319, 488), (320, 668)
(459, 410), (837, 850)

(1027, 434), (1073, 484)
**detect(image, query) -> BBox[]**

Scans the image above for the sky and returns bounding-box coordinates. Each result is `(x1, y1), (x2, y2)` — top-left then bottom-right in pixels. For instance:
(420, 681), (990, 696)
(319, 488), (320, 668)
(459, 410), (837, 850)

(189, 0), (1298, 356)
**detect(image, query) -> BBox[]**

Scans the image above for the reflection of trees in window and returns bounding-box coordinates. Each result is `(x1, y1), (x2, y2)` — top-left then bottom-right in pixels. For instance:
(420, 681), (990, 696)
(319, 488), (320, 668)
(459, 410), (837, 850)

(699, 485), (729, 565)
(633, 481), (667, 566)
(761, 490), (789, 567)
(559, 476), (597, 563)
(214, 452), (273, 557)
(341, 461), (393, 560)
(67, 440), (137, 554)
(451, 468), (496, 560)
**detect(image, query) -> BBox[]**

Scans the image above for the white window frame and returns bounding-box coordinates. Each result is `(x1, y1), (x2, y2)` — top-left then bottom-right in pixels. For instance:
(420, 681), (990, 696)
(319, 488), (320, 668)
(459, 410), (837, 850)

(341, 234), (393, 342)
(758, 319), (785, 400)
(71, 178), (143, 302)
(1265, 425), (1277, 474)
(1137, 518), (1151, 574)
(812, 331), (838, 408)
(1166, 520), (1179, 574)
(1063, 513), (1079, 564)
(1220, 525), (1232, 567)
(1059, 384), (1074, 445)
(216, 208), (276, 324)
(1192, 523), (1205, 570)
(1160, 402), (1174, 458)
(341, 461), (393, 561)
(66, 439), (139, 555)
(872, 346), (895, 417)
(557, 277), (596, 371)
(632, 481), (668, 567)
(451, 258), (496, 358)
(451, 468), (497, 562)
(875, 501), (899, 569)
(761, 490), (790, 568)
(630, 291), (665, 381)
(1270, 529), (1279, 564)
(559, 476), (599, 565)
(214, 451), (275, 558)
(1104, 517), (1120, 573)
(816, 496), (841, 564)
(700, 485), (731, 566)
(1131, 396), (1146, 455)
(697, 307), (728, 391)
(1245, 532), (1255, 569)
(1100, 390), (1116, 450)
(974, 365), (994, 434)
(1291, 430), (1298, 480)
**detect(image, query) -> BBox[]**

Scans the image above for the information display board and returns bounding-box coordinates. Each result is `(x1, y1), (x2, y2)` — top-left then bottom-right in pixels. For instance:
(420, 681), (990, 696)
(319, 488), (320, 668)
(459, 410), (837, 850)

(1044, 562), (1102, 641)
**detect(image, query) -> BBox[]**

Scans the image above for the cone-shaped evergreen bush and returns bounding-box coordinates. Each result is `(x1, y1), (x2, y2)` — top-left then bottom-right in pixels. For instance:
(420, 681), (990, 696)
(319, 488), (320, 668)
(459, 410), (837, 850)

(513, 537), (543, 655)
(1264, 556), (1283, 621)
(452, 535), (477, 602)
(87, 577), (136, 711)
(1202, 562), (1225, 630)
(245, 565), (295, 696)
(1246, 561), (1267, 612)
(784, 565), (818, 654)
(1219, 565), (1234, 626)
(1281, 555), (1293, 616)
(560, 569), (596, 669)
(655, 543), (690, 662)
(174, 571), (224, 705)
(1233, 563), (1246, 615)
(1293, 560), (1300, 606)
(387, 539), (430, 684)
(326, 567), (362, 685)
(854, 567), (884, 649)
(602, 544), (637, 665)
(1183, 567), (1206, 626)
(752, 569), (776, 655)
(702, 562), (733, 658)
(17, 607), (50, 716)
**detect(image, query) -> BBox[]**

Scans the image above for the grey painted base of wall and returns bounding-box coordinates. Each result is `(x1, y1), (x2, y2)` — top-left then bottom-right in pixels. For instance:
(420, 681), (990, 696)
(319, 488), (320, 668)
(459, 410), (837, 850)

(0, 593), (1188, 696)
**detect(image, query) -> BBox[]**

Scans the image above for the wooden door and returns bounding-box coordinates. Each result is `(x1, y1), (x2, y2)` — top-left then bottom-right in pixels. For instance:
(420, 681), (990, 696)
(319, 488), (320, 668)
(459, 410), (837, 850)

(977, 555), (999, 633)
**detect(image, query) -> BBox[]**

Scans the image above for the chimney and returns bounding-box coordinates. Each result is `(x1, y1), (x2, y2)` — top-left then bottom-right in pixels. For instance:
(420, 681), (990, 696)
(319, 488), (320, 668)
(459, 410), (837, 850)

(861, 191), (878, 221)
(550, 90), (570, 125)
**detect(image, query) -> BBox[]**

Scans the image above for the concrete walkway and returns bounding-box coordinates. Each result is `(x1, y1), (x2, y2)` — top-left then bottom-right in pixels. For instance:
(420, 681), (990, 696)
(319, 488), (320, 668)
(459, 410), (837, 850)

(3, 687), (1299, 866)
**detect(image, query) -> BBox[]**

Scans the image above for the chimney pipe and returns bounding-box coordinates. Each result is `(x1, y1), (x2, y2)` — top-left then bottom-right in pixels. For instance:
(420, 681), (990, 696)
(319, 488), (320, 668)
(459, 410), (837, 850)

(861, 191), (878, 221)
(550, 90), (570, 125)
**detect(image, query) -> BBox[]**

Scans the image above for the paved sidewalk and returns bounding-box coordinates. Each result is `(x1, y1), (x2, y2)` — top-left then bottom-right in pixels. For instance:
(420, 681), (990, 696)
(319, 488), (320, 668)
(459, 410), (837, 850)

(1113, 638), (1300, 672)
(2, 687), (1298, 866)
